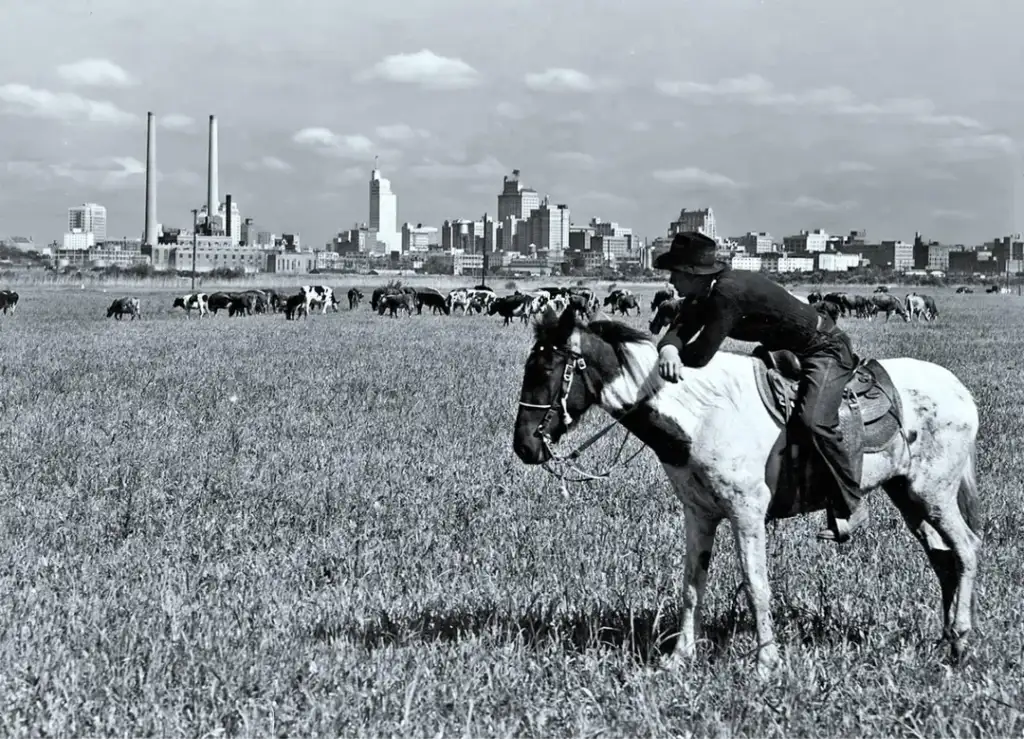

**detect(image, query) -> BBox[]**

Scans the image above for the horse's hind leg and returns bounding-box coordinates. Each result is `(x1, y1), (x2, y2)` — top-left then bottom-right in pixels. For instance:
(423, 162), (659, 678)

(883, 473), (981, 660)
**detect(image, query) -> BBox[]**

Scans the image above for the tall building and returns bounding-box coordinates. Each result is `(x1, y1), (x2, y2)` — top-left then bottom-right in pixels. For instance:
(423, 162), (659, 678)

(668, 207), (716, 241)
(370, 164), (399, 254)
(737, 231), (775, 254)
(525, 198), (570, 257)
(497, 169), (541, 251)
(68, 203), (107, 241)
(402, 223), (437, 253)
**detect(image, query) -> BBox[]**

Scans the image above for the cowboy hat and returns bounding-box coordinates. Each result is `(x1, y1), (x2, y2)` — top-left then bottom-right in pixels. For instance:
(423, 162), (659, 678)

(653, 231), (726, 275)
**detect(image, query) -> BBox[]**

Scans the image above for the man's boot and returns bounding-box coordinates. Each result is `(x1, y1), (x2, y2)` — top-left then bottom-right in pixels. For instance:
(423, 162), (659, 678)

(817, 501), (869, 542)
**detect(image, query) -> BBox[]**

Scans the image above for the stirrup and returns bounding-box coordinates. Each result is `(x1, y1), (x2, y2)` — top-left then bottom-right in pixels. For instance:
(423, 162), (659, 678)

(817, 517), (852, 542)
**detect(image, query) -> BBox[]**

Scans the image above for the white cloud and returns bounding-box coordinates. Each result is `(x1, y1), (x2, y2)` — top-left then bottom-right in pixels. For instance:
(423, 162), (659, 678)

(629, 120), (652, 133)
(56, 58), (136, 88)
(550, 151), (599, 169)
(836, 160), (875, 173)
(159, 113), (195, 131)
(243, 156), (292, 172)
(409, 156), (506, 181)
(574, 191), (635, 210)
(936, 133), (1017, 160)
(356, 50), (481, 90)
(0, 83), (136, 124)
(495, 101), (526, 119)
(652, 167), (744, 189)
(932, 208), (975, 220)
(789, 196), (859, 212)
(327, 167), (366, 187)
(293, 127), (374, 158)
(655, 74), (987, 130)
(524, 68), (599, 93)
(374, 124), (429, 142)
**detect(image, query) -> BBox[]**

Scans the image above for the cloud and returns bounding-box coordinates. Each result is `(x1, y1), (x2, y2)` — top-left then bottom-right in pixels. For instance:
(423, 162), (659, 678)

(931, 208), (975, 221)
(836, 160), (875, 173)
(495, 101), (526, 119)
(574, 191), (635, 211)
(293, 127), (374, 158)
(524, 68), (599, 93)
(935, 133), (1017, 160)
(356, 50), (481, 90)
(652, 167), (744, 189)
(409, 156), (506, 181)
(326, 167), (366, 187)
(0, 84), (136, 124)
(56, 58), (136, 88)
(159, 113), (195, 131)
(654, 74), (986, 130)
(789, 196), (859, 212)
(10, 156), (146, 191)
(243, 156), (292, 172)
(628, 121), (652, 133)
(374, 124), (429, 142)
(550, 151), (599, 169)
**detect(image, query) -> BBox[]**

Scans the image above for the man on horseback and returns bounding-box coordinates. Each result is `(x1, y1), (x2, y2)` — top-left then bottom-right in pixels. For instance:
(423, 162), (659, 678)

(653, 231), (868, 542)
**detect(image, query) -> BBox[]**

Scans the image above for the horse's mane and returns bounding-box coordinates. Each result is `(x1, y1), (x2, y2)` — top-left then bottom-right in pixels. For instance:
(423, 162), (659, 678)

(533, 309), (655, 352)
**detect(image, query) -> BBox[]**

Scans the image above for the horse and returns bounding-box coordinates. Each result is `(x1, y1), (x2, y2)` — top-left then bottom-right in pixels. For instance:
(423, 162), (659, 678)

(512, 305), (982, 677)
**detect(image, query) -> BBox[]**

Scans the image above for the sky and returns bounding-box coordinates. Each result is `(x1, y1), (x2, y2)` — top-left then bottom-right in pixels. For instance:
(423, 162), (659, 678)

(1, 0), (1022, 247)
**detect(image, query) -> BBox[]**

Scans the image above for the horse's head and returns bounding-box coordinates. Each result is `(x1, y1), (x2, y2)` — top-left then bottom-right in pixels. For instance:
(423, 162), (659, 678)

(513, 304), (602, 464)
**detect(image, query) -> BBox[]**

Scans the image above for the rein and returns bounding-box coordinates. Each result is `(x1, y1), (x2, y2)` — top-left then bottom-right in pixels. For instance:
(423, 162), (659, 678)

(518, 332), (651, 483)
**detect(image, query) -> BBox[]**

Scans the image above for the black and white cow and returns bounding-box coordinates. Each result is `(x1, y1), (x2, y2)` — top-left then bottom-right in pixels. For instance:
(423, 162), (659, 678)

(106, 296), (141, 320)
(488, 294), (531, 326)
(0, 290), (19, 315)
(172, 292), (209, 318)
(300, 285), (339, 315)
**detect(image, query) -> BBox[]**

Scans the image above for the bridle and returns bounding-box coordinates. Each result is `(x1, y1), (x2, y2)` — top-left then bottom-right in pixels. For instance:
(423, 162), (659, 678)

(517, 331), (648, 482)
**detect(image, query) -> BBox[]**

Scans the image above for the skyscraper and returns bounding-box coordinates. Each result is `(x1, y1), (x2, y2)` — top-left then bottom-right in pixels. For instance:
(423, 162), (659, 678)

(68, 203), (107, 241)
(369, 162), (399, 254)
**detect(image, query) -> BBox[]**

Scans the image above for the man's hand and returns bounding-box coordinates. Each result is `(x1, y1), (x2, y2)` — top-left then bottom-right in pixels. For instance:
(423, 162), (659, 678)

(658, 345), (684, 383)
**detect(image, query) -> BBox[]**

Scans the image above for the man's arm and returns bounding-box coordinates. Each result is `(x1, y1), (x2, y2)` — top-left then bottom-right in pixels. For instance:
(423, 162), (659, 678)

(657, 300), (703, 354)
(676, 297), (739, 368)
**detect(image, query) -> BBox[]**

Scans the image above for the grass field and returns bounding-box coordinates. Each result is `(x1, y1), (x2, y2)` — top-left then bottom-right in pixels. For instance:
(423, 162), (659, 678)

(0, 282), (1022, 737)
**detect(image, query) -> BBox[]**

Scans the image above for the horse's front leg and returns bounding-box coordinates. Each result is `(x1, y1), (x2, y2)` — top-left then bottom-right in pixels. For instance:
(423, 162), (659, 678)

(663, 506), (720, 669)
(732, 507), (780, 677)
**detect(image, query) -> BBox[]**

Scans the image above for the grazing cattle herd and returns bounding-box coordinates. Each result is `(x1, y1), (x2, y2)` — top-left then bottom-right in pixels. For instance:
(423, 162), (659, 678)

(3, 282), (1014, 330)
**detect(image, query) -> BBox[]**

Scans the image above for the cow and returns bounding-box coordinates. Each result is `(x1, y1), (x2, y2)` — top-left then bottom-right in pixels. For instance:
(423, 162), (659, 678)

(807, 291), (823, 304)
(922, 294), (938, 319)
(650, 287), (678, 314)
(242, 290), (270, 314)
(415, 288), (449, 315)
(870, 293), (909, 321)
(172, 293), (209, 318)
(874, 285), (890, 293)
(905, 292), (930, 321)
(603, 289), (632, 313)
(284, 293), (308, 320)
(850, 295), (875, 318)
(956, 286), (974, 294)
(823, 292), (854, 316)
(260, 289), (285, 313)
(300, 285), (339, 314)
(615, 293), (642, 316)
(106, 296), (140, 321)
(347, 288), (364, 310)
(228, 293), (257, 317)
(447, 287), (496, 314)
(378, 293), (414, 317)
(206, 292), (237, 315)
(488, 294), (531, 326)
(0, 290), (19, 315)
(569, 287), (600, 314)
(985, 285), (1000, 294)
(649, 297), (685, 334)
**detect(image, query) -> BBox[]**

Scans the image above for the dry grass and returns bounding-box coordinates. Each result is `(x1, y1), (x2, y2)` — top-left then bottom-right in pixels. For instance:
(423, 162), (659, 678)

(0, 283), (1021, 737)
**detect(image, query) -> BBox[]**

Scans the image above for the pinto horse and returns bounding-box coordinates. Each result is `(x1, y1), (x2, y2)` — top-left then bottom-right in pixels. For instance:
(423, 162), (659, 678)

(513, 305), (982, 676)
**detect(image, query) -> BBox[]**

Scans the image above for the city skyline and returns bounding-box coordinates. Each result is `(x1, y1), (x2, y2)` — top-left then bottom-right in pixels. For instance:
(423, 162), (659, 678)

(1, 0), (1022, 247)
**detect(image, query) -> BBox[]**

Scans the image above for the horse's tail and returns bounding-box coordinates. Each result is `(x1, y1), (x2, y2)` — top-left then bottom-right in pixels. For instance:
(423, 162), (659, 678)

(958, 438), (983, 536)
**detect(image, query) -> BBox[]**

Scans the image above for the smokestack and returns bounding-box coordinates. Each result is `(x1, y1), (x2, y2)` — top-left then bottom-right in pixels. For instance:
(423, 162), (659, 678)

(144, 112), (157, 247)
(207, 114), (219, 230)
(225, 194), (233, 243)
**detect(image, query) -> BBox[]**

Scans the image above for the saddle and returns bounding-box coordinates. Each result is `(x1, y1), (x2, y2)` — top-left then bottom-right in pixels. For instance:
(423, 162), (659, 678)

(751, 345), (906, 521)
